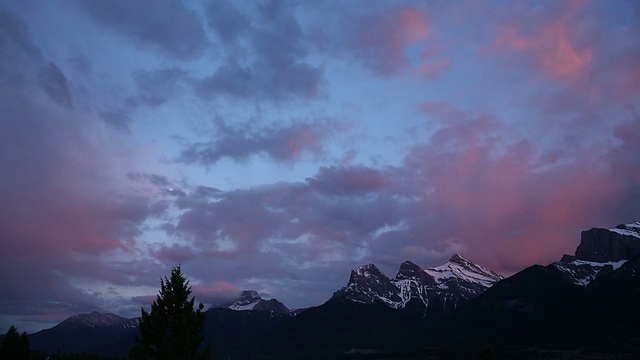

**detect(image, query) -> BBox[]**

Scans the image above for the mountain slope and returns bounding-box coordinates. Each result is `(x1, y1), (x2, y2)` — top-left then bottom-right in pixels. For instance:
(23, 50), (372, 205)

(203, 307), (292, 358)
(454, 221), (640, 350)
(29, 312), (139, 357)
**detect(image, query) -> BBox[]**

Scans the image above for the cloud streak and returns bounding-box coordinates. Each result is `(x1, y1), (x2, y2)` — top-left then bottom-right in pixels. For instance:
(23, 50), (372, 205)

(179, 118), (347, 165)
(71, 0), (208, 59)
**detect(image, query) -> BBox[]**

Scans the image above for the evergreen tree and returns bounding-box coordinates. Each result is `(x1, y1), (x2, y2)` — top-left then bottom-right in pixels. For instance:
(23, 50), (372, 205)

(0, 325), (30, 360)
(129, 265), (210, 360)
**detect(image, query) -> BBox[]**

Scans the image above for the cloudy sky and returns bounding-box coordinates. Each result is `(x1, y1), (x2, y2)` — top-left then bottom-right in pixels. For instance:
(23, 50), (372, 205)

(1, 0), (639, 333)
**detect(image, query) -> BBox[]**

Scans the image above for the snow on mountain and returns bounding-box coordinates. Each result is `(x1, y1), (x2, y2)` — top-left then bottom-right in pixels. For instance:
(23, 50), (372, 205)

(553, 220), (640, 286)
(609, 221), (640, 239)
(215, 290), (291, 314)
(226, 290), (262, 310)
(425, 254), (503, 289)
(552, 259), (627, 286)
(55, 311), (139, 330)
(332, 254), (503, 312)
(337, 263), (404, 308)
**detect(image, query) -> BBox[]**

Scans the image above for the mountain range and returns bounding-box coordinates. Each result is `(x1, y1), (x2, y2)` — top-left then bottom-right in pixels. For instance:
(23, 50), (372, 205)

(28, 221), (640, 359)
(332, 253), (503, 313)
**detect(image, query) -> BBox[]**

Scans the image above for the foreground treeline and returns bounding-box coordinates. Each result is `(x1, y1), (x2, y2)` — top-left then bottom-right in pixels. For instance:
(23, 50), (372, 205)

(0, 325), (123, 360)
(4, 266), (207, 360)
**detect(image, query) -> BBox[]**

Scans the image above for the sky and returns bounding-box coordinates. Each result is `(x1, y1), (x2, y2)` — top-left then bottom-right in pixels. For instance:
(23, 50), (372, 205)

(0, 0), (639, 333)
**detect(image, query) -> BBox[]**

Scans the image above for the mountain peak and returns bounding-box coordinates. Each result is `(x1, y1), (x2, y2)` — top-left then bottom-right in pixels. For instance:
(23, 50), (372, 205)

(449, 253), (468, 263)
(352, 263), (383, 278)
(216, 290), (291, 314)
(238, 290), (261, 301)
(426, 255), (503, 289)
(397, 260), (422, 275)
(396, 261), (435, 285)
(331, 263), (402, 307)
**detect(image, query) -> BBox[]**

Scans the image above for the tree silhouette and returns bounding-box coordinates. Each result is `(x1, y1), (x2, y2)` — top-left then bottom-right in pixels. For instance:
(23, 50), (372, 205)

(0, 325), (30, 359)
(129, 265), (210, 360)
(479, 346), (495, 360)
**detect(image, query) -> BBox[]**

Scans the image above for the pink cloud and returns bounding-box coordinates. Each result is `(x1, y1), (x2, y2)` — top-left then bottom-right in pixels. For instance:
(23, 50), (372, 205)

(192, 281), (239, 304)
(408, 104), (631, 272)
(398, 7), (429, 43)
(492, 1), (593, 81)
(353, 6), (448, 78)
(605, 54), (640, 101)
(417, 58), (451, 78)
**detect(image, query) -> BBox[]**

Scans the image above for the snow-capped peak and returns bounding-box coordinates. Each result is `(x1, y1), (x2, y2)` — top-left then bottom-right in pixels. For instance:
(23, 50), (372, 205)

(216, 290), (292, 314)
(352, 263), (384, 278)
(226, 290), (263, 310)
(425, 254), (503, 288)
(609, 221), (640, 239)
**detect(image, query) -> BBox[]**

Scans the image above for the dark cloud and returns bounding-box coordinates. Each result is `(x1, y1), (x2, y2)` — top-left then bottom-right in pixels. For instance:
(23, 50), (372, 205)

(70, 0), (208, 59)
(308, 166), (395, 196)
(351, 7), (429, 76)
(126, 67), (188, 108)
(198, 0), (323, 101)
(102, 68), (189, 128)
(150, 244), (195, 264)
(0, 259), (110, 331)
(38, 61), (74, 108)
(127, 172), (171, 187)
(196, 62), (323, 100)
(0, 7), (41, 58)
(100, 110), (131, 132)
(179, 117), (345, 165)
(205, 0), (249, 44)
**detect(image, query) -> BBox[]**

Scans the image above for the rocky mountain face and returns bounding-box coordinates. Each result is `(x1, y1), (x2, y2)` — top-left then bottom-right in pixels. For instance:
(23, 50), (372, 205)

(551, 221), (640, 286)
(215, 290), (291, 314)
(332, 254), (503, 313)
(576, 221), (640, 261)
